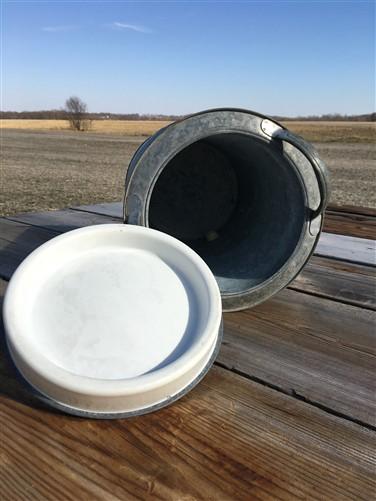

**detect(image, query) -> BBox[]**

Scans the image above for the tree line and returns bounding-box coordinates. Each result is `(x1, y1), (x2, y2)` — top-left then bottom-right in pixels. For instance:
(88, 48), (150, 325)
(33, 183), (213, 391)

(273, 113), (375, 122)
(0, 96), (185, 131)
(1, 102), (374, 124)
(0, 110), (184, 121)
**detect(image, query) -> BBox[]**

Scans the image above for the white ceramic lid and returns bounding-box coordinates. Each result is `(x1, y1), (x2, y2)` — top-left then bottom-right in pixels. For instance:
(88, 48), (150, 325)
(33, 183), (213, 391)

(3, 224), (222, 417)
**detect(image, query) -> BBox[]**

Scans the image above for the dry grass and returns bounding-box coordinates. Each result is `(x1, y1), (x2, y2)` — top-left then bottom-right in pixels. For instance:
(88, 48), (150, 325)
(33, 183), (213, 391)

(284, 121), (375, 143)
(0, 119), (171, 136)
(1, 119), (375, 142)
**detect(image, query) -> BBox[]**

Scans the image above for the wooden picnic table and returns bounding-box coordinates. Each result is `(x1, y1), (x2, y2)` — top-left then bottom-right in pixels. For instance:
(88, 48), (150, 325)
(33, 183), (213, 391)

(0, 203), (375, 500)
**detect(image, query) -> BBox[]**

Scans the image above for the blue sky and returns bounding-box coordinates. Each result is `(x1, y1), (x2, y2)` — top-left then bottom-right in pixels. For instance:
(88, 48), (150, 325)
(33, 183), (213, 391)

(2, 1), (375, 116)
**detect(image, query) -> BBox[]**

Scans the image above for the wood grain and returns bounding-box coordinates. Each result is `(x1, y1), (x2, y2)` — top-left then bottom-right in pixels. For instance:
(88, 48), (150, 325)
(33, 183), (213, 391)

(327, 205), (376, 218)
(315, 233), (376, 266)
(70, 202), (376, 240)
(2, 212), (376, 283)
(221, 288), (376, 427)
(1, 223), (375, 426)
(291, 255), (376, 310)
(5, 208), (121, 233)
(72, 202), (123, 219)
(0, 212), (374, 427)
(323, 210), (376, 240)
(0, 355), (375, 500)
(1, 197), (375, 501)
(0, 219), (57, 280)
(1, 217), (375, 313)
(0, 212), (120, 280)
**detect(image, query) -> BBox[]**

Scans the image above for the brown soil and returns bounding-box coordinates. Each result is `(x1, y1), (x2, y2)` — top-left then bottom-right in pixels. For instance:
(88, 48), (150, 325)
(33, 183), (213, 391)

(1, 129), (375, 216)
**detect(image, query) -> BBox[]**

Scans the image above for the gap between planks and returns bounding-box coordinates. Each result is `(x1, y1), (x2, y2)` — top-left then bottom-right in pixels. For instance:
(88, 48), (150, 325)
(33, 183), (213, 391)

(0, 276), (374, 501)
(316, 233), (375, 267)
(4, 205), (376, 267)
(1, 366), (375, 501)
(0, 209), (374, 425)
(0, 247), (375, 430)
(71, 202), (376, 240)
(4, 214), (374, 310)
(215, 361), (376, 432)
(70, 202), (376, 266)
(327, 204), (376, 218)
(219, 287), (376, 428)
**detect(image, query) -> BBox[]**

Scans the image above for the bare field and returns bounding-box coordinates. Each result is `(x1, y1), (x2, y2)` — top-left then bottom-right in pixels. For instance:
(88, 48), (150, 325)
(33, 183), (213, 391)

(1, 128), (375, 216)
(1, 119), (375, 143)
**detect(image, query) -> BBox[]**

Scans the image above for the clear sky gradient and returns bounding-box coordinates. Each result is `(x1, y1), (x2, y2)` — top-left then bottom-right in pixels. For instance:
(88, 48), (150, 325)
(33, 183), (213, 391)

(2, 1), (375, 116)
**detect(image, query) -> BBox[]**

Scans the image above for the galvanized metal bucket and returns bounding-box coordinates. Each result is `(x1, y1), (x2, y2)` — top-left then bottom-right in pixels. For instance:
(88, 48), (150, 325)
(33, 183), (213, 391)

(124, 108), (329, 311)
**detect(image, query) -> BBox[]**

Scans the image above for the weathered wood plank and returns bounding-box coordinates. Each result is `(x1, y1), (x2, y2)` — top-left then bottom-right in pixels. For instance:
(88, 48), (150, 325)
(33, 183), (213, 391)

(71, 201), (123, 219)
(1, 253), (375, 499)
(315, 233), (376, 266)
(1, 217), (375, 309)
(71, 202), (376, 240)
(324, 211), (376, 240)
(73, 203), (376, 223)
(0, 215), (374, 421)
(74, 202), (376, 264)
(0, 286), (374, 501)
(291, 256), (376, 310)
(70, 203), (376, 263)
(221, 288), (376, 427)
(327, 204), (376, 218)
(0, 213), (119, 280)
(0, 219), (57, 280)
(1, 204), (375, 499)
(5, 208), (121, 232)
(1, 217), (375, 427)
(1, 372), (374, 501)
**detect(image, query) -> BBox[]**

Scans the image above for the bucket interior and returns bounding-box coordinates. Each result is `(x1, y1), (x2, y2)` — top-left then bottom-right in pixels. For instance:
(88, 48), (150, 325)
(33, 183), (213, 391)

(148, 132), (306, 295)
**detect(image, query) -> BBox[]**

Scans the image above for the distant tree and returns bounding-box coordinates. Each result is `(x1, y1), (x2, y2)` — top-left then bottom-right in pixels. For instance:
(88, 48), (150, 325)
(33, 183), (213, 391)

(65, 96), (91, 131)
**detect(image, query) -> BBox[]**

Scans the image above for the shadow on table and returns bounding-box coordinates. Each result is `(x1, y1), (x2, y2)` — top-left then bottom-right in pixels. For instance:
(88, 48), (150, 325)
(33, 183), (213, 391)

(0, 275), (61, 415)
(0, 221), (59, 281)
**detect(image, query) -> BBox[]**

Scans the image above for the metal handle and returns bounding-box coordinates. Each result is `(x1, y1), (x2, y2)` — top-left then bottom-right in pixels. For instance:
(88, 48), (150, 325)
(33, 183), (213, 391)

(273, 128), (329, 219)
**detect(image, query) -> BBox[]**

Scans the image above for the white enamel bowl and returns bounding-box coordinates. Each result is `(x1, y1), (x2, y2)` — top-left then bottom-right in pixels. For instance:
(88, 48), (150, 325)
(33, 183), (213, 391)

(3, 224), (222, 417)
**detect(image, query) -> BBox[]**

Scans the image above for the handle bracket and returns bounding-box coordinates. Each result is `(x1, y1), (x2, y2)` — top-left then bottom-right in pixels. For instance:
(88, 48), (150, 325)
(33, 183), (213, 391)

(261, 120), (329, 219)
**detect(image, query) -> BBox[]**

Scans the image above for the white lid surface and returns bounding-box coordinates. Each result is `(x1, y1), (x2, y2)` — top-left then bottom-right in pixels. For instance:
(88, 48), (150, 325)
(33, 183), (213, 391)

(3, 224), (222, 416)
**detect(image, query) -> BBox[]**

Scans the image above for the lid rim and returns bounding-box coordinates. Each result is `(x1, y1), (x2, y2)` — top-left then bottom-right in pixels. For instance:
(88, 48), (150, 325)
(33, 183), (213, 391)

(3, 224), (222, 401)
